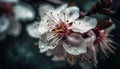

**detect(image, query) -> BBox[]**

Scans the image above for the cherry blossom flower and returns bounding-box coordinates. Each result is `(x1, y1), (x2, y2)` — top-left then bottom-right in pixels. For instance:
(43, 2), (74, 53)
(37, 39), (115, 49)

(27, 3), (97, 67)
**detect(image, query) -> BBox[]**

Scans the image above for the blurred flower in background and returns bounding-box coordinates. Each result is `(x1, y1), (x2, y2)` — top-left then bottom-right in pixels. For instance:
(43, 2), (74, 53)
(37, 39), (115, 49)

(0, 0), (19, 3)
(0, 2), (21, 40)
(0, 0), (35, 40)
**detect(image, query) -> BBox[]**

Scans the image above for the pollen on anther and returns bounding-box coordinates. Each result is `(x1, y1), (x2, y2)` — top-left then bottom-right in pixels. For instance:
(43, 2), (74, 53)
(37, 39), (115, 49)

(66, 20), (69, 22)
(53, 44), (56, 47)
(51, 12), (52, 14)
(44, 13), (47, 15)
(47, 20), (49, 22)
(47, 24), (50, 26)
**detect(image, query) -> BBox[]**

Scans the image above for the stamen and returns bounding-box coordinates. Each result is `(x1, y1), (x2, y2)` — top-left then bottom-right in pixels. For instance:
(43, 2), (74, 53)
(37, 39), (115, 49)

(50, 35), (63, 46)
(49, 37), (59, 46)
(47, 24), (50, 26)
(50, 11), (59, 23)
(63, 12), (66, 22)
(47, 33), (58, 41)
(45, 12), (58, 24)
(57, 13), (62, 22)
(66, 20), (69, 22)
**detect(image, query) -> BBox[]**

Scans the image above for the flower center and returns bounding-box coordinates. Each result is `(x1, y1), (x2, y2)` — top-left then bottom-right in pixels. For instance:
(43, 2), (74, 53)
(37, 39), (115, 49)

(52, 22), (71, 37)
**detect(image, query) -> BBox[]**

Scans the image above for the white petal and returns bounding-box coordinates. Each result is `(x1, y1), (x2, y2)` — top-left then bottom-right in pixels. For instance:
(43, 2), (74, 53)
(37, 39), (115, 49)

(63, 43), (87, 55)
(13, 4), (35, 21)
(38, 4), (54, 18)
(63, 6), (79, 23)
(39, 40), (49, 53)
(38, 21), (49, 35)
(0, 0), (19, 3)
(71, 16), (97, 33)
(38, 14), (58, 34)
(45, 10), (60, 23)
(40, 32), (61, 48)
(8, 21), (22, 37)
(56, 4), (67, 11)
(39, 39), (56, 53)
(26, 22), (40, 38)
(63, 33), (87, 55)
(0, 17), (10, 33)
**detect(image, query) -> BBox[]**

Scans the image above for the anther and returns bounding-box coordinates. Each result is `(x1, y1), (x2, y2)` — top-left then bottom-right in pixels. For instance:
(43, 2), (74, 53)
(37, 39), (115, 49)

(66, 20), (69, 22)
(51, 12), (52, 14)
(44, 13), (47, 15)
(47, 24), (50, 26)
(47, 20), (49, 22)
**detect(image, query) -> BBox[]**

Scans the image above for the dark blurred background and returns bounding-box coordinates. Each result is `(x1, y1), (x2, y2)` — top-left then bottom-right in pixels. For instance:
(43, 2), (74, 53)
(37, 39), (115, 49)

(0, 0), (120, 69)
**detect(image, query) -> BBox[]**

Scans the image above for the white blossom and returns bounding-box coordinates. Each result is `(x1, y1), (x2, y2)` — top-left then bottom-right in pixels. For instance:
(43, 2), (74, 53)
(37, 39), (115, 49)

(27, 3), (97, 55)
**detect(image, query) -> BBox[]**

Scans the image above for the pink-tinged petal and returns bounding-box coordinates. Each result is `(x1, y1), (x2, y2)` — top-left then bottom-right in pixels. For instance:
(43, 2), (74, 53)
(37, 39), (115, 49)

(26, 22), (40, 38)
(63, 33), (87, 55)
(47, 42), (65, 57)
(71, 16), (97, 33)
(64, 46), (98, 66)
(84, 30), (96, 45)
(46, 42), (66, 61)
(8, 20), (21, 37)
(82, 46), (98, 65)
(79, 48), (98, 69)
(38, 4), (54, 19)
